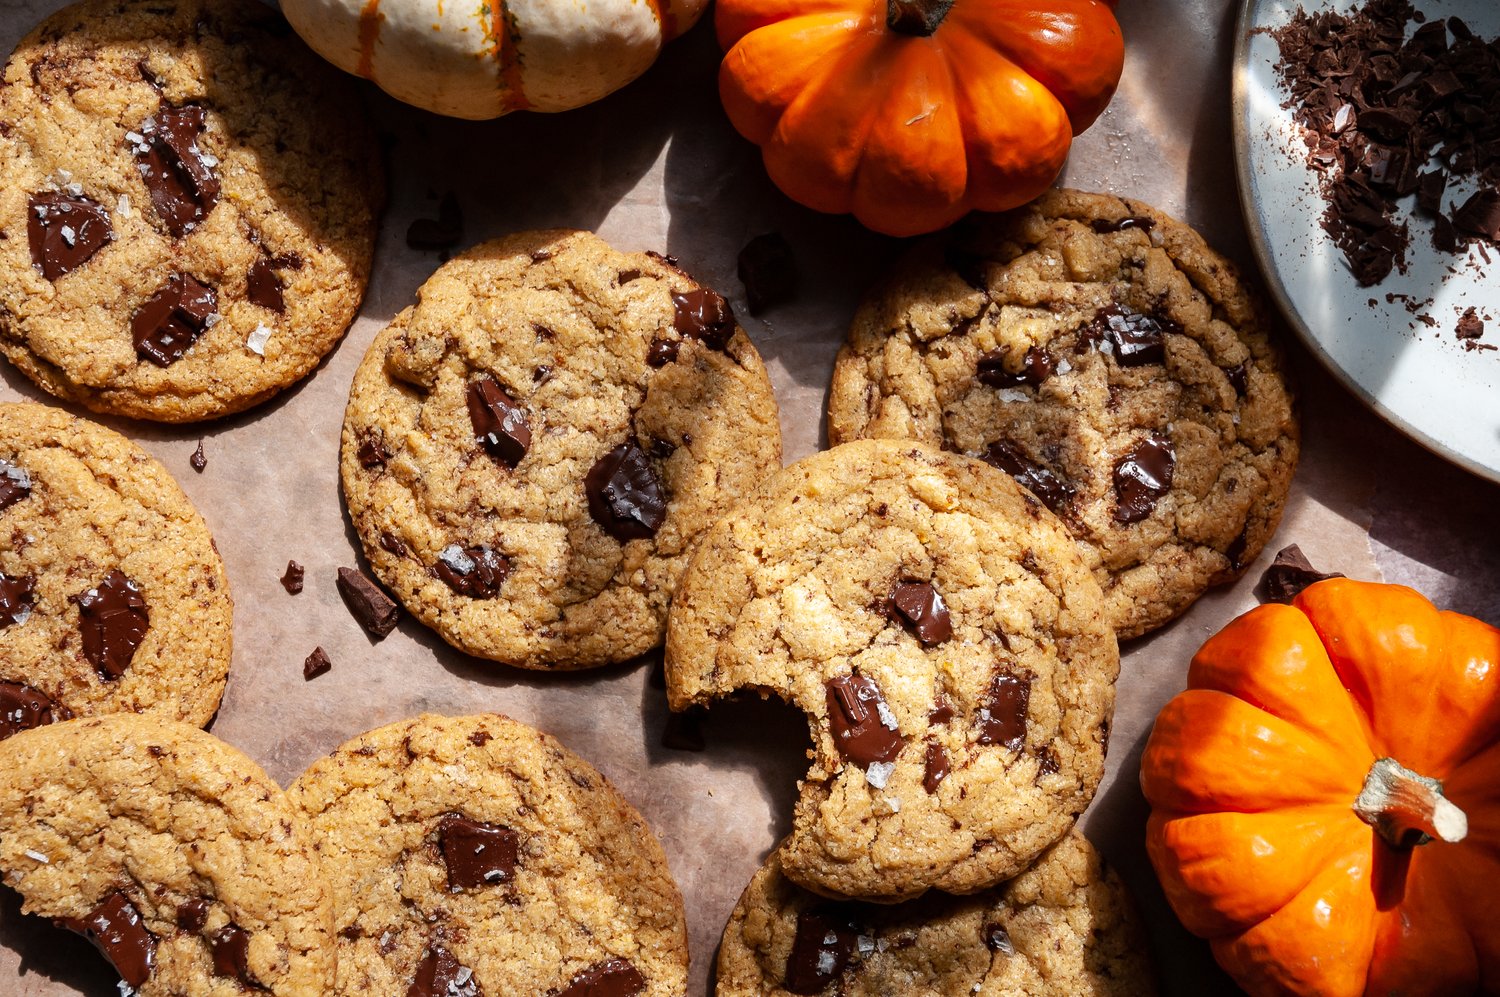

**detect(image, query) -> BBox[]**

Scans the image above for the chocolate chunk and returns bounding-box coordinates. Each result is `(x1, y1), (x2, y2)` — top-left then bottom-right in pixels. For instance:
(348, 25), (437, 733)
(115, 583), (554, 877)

(0, 573), (35, 629)
(437, 813), (519, 889)
(671, 288), (736, 350)
(133, 104), (221, 235)
(75, 570), (149, 680)
(533, 364), (553, 384)
(380, 532), (409, 557)
(1035, 746), (1060, 776)
(56, 892), (156, 988)
(1088, 305), (1171, 367)
(977, 673), (1030, 752)
(434, 544), (509, 599)
(618, 269), (643, 285)
(645, 336), (680, 367)
(1226, 527), (1251, 571)
(406, 193), (463, 251)
(246, 255), (285, 313)
(983, 439), (1075, 517)
(647, 250), (680, 268)
(1454, 189), (1500, 240)
(646, 437), (677, 460)
(357, 434), (392, 468)
(1226, 363), (1249, 396)
(407, 946), (479, 997)
(0, 459), (30, 512)
(303, 646), (331, 681)
(466, 375), (530, 467)
(210, 923), (263, 989)
(662, 707), (706, 752)
(977, 346), (1054, 388)
(1456, 307), (1485, 341)
(1113, 434), (1175, 523)
(175, 898), (209, 933)
(0, 681), (60, 739)
(1257, 544), (1344, 604)
(888, 581), (952, 645)
(922, 742), (950, 794)
(984, 922), (1015, 954)
(1090, 215), (1156, 234)
(585, 442), (666, 542)
(784, 908), (860, 994)
(132, 272), (218, 367)
(336, 566), (400, 637)
(928, 697), (956, 725)
(825, 674), (904, 767)
(190, 441), (206, 472)
(736, 232), (797, 314)
(27, 192), (112, 280)
(280, 560), (304, 594)
(550, 958), (646, 997)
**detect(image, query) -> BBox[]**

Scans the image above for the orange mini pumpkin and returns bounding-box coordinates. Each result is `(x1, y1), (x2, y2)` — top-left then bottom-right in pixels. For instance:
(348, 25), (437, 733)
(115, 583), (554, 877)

(1141, 578), (1500, 996)
(716, 0), (1124, 236)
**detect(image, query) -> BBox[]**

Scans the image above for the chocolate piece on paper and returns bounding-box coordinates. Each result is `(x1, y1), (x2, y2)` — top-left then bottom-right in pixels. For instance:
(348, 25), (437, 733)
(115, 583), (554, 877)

(736, 232), (797, 314)
(336, 566), (400, 637)
(281, 560), (305, 594)
(1257, 544), (1344, 604)
(303, 646), (331, 681)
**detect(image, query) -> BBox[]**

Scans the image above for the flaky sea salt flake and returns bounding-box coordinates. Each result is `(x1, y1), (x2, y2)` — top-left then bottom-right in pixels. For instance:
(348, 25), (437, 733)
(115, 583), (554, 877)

(246, 322), (272, 356)
(23, 849), (48, 863)
(864, 761), (895, 789)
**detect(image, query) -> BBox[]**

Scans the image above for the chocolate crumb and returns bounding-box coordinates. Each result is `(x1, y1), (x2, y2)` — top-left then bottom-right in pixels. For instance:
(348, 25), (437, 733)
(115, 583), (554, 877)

(189, 441), (206, 472)
(336, 566), (400, 637)
(303, 646), (331, 680)
(406, 192), (462, 251)
(1257, 544), (1344, 604)
(280, 560), (304, 594)
(1456, 306), (1485, 342)
(736, 232), (796, 314)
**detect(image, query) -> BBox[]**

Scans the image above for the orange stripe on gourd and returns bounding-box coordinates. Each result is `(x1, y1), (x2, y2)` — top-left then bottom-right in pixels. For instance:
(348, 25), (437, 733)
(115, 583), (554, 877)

(488, 1), (531, 112)
(357, 0), (384, 79)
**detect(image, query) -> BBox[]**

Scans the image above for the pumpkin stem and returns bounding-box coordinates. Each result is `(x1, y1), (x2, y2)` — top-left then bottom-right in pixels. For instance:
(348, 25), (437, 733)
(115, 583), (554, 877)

(887, 0), (956, 36)
(1354, 757), (1468, 848)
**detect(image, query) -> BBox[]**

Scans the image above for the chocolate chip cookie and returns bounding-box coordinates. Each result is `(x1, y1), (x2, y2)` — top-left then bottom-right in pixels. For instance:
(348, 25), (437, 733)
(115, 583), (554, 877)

(828, 189), (1299, 639)
(0, 714), (336, 993)
(286, 713), (689, 996)
(0, 401), (231, 737)
(0, 0), (381, 422)
(340, 229), (783, 669)
(666, 440), (1118, 902)
(717, 831), (1157, 996)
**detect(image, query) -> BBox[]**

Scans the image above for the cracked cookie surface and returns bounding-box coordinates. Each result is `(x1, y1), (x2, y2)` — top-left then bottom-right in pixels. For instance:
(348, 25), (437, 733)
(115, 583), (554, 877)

(0, 401), (230, 734)
(340, 229), (782, 669)
(286, 713), (689, 997)
(666, 441), (1118, 903)
(717, 831), (1157, 996)
(0, 714), (335, 995)
(828, 189), (1299, 639)
(0, 0), (381, 422)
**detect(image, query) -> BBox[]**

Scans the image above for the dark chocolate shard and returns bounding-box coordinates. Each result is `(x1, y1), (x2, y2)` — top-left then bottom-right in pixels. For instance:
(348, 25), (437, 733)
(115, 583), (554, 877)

(825, 673), (904, 768)
(737, 232), (797, 314)
(27, 192), (113, 280)
(0, 459), (30, 512)
(671, 288), (736, 350)
(303, 646), (331, 681)
(246, 255), (285, 313)
(132, 104), (220, 235)
(1112, 434), (1175, 524)
(433, 544), (510, 599)
(56, 892), (156, 988)
(132, 272), (217, 366)
(0, 573), (35, 629)
(585, 442), (666, 542)
(977, 673), (1030, 752)
(983, 439), (1075, 518)
(406, 193), (463, 251)
(0, 681), (61, 739)
(281, 560), (304, 594)
(1454, 189), (1500, 240)
(357, 434), (392, 468)
(977, 346), (1054, 388)
(466, 375), (530, 467)
(1226, 363), (1249, 396)
(336, 566), (400, 637)
(175, 898), (209, 933)
(438, 813), (520, 890)
(784, 907), (860, 994)
(888, 581), (952, 645)
(1257, 544), (1344, 604)
(984, 922), (1016, 954)
(407, 946), (479, 997)
(922, 741), (950, 794)
(190, 441), (207, 473)
(210, 923), (265, 989)
(75, 569), (149, 680)
(550, 958), (646, 997)
(1088, 305), (1172, 367)
(646, 336), (680, 367)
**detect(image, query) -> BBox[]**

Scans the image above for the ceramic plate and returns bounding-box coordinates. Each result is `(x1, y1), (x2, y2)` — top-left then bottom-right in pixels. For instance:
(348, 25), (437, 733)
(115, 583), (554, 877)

(1234, 0), (1500, 483)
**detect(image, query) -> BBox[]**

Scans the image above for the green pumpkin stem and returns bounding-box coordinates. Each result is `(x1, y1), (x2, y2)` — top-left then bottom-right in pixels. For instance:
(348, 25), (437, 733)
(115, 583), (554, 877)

(887, 0), (956, 36)
(1354, 756), (1468, 849)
